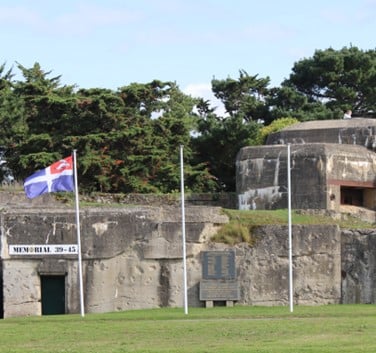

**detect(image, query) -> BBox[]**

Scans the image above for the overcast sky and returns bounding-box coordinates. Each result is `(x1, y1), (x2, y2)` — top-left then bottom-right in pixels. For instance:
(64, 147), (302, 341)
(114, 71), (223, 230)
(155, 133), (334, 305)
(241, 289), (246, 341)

(1, 0), (375, 104)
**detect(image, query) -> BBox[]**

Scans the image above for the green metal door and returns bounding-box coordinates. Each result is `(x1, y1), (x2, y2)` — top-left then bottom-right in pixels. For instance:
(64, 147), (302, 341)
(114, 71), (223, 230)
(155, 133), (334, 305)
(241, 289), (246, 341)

(41, 275), (65, 315)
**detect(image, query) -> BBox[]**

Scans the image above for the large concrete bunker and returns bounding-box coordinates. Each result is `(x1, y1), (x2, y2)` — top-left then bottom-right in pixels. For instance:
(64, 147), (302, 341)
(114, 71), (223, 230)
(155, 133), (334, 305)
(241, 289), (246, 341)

(236, 118), (376, 212)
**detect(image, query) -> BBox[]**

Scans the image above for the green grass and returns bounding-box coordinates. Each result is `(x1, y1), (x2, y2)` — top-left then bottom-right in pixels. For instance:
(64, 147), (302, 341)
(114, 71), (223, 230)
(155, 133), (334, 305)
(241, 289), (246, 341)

(222, 208), (375, 228)
(212, 208), (375, 245)
(1, 305), (376, 352)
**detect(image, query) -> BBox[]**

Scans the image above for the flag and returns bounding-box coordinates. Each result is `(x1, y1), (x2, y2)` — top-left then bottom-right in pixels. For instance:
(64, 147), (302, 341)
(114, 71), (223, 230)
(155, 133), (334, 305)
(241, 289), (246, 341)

(24, 156), (74, 199)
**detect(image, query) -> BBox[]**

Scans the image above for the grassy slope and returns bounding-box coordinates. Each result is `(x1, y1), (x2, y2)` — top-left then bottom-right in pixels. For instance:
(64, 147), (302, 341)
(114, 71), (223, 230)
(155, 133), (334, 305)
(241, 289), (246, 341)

(212, 209), (375, 244)
(1, 305), (376, 353)
(223, 209), (375, 228)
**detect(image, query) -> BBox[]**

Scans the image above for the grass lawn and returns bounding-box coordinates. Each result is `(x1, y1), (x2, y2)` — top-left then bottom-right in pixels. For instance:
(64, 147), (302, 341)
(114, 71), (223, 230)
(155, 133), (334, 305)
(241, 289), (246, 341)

(1, 305), (376, 353)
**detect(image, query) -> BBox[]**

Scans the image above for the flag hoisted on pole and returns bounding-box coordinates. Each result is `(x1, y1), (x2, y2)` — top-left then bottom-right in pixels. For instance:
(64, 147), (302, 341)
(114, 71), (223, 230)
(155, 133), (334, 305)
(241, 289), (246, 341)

(180, 145), (188, 315)
(24, 156), (74, 199)
(24, 152), (85, 317)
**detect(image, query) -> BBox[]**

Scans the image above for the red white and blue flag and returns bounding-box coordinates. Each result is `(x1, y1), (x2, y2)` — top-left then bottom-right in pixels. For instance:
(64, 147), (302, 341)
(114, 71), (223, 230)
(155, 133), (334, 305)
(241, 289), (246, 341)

(24, 156), (74, 199)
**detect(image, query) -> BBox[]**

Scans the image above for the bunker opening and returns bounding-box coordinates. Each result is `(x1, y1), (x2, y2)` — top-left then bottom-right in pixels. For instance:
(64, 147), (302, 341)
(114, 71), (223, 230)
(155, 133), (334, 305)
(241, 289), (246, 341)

(340, 186), (376, 209)
(40, 275), (66, 315)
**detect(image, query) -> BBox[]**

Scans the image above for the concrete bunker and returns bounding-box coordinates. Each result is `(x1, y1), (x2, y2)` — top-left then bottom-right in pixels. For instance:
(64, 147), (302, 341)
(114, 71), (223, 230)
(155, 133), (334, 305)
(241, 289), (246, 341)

(236, 118), (376, 213)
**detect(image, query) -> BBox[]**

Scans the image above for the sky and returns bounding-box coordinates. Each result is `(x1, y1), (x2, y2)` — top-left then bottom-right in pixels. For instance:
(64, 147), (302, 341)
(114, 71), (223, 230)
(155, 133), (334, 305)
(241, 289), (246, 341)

(1, 0), (376, 106)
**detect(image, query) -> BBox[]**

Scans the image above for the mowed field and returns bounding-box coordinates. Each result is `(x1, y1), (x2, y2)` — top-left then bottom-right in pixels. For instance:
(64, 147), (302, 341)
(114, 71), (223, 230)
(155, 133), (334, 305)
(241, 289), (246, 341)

(1, 305), (376, 353)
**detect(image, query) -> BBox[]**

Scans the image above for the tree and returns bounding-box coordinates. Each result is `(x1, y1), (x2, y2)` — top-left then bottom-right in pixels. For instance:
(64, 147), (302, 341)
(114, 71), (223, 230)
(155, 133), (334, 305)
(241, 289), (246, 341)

(4, 48), (376, 194)
(190, 71), (269, 191)
(282, 46), (376, 117)
(7, 63), (77, 178)
(0, 63), (26, 184)
(2, 64), (217, 193)
(149, 83), (205, 192)
(267, 86), (337, 121)
(192, 87), (261, 192)
(65, 81), (215, 193)
(211, 70), (271, 122)
(0, 63), (27, 148)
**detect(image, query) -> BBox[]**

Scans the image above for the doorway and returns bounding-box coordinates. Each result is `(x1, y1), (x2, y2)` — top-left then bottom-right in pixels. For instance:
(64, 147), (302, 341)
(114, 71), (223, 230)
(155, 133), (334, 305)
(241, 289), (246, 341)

(41, 275), (65, 315)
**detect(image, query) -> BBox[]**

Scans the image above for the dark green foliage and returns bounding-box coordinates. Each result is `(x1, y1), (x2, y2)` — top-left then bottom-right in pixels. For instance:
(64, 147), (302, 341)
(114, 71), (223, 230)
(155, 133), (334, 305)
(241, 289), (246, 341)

(1, 46), (376, 193)
(267, 86), (338, 121)
(191, 70), (266, 191)
(193, 113), (260, 191)
(1, 66), (216, 193)
(0, 64), (27, 147)
(211, 69), (271, 122)
(282, 46), (376, 117)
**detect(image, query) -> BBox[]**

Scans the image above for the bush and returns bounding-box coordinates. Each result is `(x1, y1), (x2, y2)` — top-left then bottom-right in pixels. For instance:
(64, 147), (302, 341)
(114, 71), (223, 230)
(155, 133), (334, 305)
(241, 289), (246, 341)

(212, 221), (254, 245)
(255, 117), (299, 145)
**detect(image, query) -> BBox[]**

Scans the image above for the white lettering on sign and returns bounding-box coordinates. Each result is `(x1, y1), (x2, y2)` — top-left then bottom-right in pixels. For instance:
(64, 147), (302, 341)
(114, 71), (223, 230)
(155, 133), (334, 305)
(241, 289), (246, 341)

(9, 244), (78, 255)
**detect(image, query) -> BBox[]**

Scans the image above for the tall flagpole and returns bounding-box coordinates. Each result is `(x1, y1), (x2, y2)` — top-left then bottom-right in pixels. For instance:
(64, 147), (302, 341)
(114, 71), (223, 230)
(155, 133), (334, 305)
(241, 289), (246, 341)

(73, 150), (85, 317)
(287, 144), (293, 312)
(180, 145), (188, 315)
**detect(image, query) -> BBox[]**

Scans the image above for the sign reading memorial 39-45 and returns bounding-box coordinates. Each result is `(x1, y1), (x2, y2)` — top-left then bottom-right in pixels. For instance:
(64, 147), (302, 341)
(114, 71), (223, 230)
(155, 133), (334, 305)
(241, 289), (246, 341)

(9, 244), (78, 255)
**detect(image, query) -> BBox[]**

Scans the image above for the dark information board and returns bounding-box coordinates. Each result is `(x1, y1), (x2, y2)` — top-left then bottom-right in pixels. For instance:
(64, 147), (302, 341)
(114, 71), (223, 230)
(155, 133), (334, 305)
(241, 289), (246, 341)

(200, 251), (239, 302)
(202, 250), (236, 280)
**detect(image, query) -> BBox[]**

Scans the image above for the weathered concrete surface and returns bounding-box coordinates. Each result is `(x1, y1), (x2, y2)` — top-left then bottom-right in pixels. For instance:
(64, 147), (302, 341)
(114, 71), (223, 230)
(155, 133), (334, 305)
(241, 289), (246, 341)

(0, 206), (229, 317)
(2, 260), (42, 317)
(236, 143), (376, 211)
(266, 118), (376, 149)
(236, 225), (341, 306)
(238, 119), (376, 213)
(341, 229), (376, 304)
(1, 206), (349, 317)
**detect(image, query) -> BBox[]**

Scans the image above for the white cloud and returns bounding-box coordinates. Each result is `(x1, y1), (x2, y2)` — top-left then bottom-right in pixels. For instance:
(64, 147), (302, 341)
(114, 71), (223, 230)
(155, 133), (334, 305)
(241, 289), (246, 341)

(183, 83), (227, 117)
(184, 83), (212, 99)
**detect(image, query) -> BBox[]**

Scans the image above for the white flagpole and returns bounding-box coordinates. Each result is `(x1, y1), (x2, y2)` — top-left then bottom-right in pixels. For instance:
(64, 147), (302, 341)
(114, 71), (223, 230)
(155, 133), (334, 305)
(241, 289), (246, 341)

(73, 150), (85, 317)
(287, 144), (293, 312)
(180, 145), (188, 315)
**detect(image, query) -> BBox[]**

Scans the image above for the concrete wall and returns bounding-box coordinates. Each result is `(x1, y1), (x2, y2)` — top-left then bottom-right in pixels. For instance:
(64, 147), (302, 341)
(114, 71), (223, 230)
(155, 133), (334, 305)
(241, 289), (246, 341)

(236, 224), (341, 306)
(341, 229), (376, 304)
(266, 118), (376, 149)
(2, 206), (373, 318)
(236, 145), (328, 210)
(236, 143), (376, 211)
(0, 206), (229, 317)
